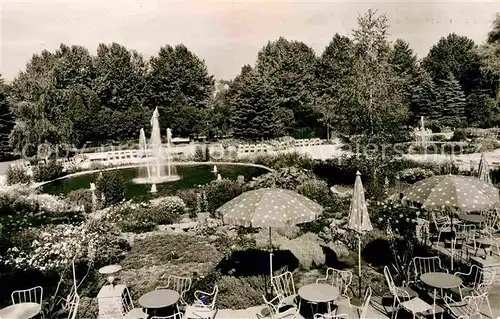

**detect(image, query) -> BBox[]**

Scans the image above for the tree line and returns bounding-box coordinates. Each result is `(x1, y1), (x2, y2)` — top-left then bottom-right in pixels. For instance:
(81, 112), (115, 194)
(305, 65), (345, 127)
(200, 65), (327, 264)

(1, 9), (500, 159)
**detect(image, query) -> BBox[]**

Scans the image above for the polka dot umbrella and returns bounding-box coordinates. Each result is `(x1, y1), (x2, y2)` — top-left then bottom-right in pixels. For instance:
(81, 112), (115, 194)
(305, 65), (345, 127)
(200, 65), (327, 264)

(403, 175), (500, 212)
(215, 188), (323, 286)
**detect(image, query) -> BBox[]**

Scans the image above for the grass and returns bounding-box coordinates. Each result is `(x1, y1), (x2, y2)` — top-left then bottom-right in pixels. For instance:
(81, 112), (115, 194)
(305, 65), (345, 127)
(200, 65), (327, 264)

(122, 233), (224, 268)
(121, 233), (224, 300)
(41, 164), (267, 201)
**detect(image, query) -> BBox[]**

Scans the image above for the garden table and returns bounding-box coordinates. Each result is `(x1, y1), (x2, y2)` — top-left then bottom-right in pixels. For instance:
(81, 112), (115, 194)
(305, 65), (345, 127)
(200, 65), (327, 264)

(0, 302), (41, 319)
(420, 272), (462, 319)
(298, 283), (339, 316)
(458, 214), (486, 224)
(139, 289), (180, 316)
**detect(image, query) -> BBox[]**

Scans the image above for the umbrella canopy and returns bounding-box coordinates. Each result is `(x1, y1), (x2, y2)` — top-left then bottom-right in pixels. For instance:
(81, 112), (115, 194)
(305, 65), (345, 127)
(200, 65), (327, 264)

(347, 171), (373, 233)
(478, 153), (492, 184)
(403, 175), (500, 212)
(216, 188), (323, 228)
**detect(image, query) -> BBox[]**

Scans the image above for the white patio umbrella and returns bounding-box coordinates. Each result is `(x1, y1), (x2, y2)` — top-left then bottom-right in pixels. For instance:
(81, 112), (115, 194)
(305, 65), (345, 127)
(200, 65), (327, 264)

(215, 188), (323, 294)
(347, 171), (373, 297)
(478, 153), (492, 184)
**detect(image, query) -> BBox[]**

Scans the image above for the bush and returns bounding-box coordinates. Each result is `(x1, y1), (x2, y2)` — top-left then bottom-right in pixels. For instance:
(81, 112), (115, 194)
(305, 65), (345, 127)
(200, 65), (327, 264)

(194, 145), (207, 162)
(204, 179), (244, 216)
(96, 171), (126, 206)
(176, 189), (200, 217)
(6, 166), (31, 185)
(67, 189), (93, 212)
(33, 160), (65, 182)
(398, 167), (434, 184)
(252, 152), (313, 170)
(149, 196), (186, 216)
(217, 275), (266, 309)
(77, 297), (98, 319)
(450, 130), (467, 142)
(372, 200), (424, 239)
(247, 167), (314, 190)
(295, 179), (333, 207)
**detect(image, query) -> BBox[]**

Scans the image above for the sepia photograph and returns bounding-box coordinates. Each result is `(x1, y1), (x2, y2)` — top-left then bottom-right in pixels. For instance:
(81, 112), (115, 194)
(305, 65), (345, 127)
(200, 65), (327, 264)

(1, 0), (500, 318)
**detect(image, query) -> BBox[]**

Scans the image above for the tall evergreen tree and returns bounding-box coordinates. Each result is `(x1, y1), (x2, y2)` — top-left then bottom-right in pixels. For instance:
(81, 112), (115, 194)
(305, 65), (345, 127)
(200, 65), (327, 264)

(410, 70), (440, 122)
(436, 74), (467, 127)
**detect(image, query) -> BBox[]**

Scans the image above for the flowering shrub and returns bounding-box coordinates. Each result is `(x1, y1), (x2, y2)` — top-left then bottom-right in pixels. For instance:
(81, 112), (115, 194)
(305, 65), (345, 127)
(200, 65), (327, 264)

(32, 160), (65, 182)
(246, 167), (315, 190)
(149, 196), (186, 215)
(1, 224), (97, 272)
(372, 200), (423, 239)
(398, 167), (434, 184)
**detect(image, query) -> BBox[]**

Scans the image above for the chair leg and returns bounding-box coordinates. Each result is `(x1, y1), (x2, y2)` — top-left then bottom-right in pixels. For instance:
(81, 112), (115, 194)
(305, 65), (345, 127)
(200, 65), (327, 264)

(486, 296), (494, 319)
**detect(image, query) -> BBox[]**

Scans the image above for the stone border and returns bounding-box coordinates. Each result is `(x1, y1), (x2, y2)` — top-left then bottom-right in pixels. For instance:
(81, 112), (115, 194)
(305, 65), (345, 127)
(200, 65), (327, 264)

(32, 161), (274, 189)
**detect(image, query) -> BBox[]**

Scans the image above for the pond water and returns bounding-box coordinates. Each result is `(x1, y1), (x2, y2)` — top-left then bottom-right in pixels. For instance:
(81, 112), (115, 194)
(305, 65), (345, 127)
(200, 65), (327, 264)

(41, 164), (269, 201)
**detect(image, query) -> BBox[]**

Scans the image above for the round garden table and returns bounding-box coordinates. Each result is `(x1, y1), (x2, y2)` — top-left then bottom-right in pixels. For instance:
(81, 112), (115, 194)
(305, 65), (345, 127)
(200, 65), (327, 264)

(298, 283), (340, 316)
(0, 302), (42, 319)
(421, 272), (462, 319)
(139, 289), (180, 316)
(458, 214), (486, 224)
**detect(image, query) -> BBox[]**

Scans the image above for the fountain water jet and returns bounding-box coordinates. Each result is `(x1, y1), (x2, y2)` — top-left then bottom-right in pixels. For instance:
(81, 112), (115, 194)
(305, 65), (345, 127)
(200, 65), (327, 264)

(133, 107), (180, 184)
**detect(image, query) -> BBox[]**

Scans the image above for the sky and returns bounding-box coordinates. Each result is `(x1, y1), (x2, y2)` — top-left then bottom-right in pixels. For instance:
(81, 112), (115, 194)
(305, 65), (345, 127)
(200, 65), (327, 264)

(1, 0), (500, 82)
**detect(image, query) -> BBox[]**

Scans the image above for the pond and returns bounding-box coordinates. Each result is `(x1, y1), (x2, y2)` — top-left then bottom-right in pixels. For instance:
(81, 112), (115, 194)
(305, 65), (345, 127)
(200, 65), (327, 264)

(41, 164), (270, 201)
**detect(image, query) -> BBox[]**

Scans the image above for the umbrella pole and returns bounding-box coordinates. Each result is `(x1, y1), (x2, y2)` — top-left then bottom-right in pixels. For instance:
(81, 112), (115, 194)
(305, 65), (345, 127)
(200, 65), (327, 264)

(269, 227), (274, 299)
(358, 234), (362, 298)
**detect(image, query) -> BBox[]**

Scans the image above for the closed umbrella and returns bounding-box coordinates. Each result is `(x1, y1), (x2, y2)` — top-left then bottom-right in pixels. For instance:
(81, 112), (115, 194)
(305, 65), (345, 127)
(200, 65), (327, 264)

(347, 171), (373, 297)
(478, 153), (492, 184)
(216, 188), (323, 293)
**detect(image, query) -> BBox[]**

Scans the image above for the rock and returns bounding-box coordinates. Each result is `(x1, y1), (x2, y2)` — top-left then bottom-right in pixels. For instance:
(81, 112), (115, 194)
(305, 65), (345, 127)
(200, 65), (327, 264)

(330, 218), (345, 228)
(180, 217), (192, 223)
(328, 240), (350, 258)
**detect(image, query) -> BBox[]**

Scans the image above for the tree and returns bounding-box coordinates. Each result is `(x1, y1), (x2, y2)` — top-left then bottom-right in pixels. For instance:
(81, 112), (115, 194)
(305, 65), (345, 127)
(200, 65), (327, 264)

(479, 14), (500, 104)
(209, 81), (233, 137)
(147, 44), (215, 136)
(436, 74), (467, 128)
(255, 37), (319, 137)
(314, 34), (353, 137)
(228, 66), (284, 139)
(466, 91), (496, 127)
(487, 13), (500, 44)
(389, 39), (421, 110)
(422, 33), (484, 96)
(410, 70), (440, 122)
(336, 9), (408, 141)
(0, 76), (14, 160)
(93, 43), (148, 111)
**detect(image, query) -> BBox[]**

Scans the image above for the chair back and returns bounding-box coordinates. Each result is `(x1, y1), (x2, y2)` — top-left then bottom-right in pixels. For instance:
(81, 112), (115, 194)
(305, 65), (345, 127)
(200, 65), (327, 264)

(161, 275), (192, 304)
(198, 285), (218, 309)
(316, 268), (352, 297)
(67, 293), (80, 319)
(432, 212), (449, 227)
(464, 292), (489, 315)
(412, 256), (443, 281)
(11, 286), (43, 305)
(455, 224), (476, 242)
(271, 271), (296, 301)
(484, 210), (500, 231)
(359, 287), (372, 319)
(383, 266), (398, 299)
